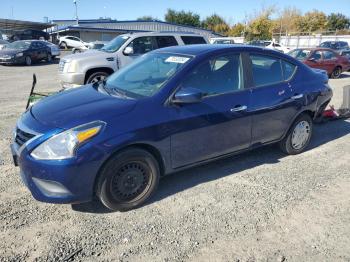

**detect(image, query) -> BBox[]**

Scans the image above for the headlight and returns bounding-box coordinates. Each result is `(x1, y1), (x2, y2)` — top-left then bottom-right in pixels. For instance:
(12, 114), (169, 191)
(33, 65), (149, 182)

(66, 60), (79, 73)
(31, 121), (105, 160)
(16, 52), (23, 57)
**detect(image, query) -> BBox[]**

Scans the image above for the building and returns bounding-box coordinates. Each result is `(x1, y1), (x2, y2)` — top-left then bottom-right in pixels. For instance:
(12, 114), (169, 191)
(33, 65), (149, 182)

(50, 19), (221, 43)
(0, 18), (52, 39)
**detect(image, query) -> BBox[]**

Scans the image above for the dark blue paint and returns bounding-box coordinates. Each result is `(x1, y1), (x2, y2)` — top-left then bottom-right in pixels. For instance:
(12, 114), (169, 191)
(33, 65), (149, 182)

(11, 45), (333, 204)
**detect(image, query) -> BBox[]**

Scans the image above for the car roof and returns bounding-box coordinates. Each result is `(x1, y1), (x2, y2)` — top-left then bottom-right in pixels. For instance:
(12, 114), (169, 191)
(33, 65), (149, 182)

(294, 47), (336, 52)
(121, 31), (206, 38)
(155, 44), (283, 56)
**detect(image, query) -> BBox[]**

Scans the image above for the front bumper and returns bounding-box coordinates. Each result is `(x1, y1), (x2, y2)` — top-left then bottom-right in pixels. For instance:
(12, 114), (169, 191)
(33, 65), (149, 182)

(0, 56), (25, 65)
(10, 114), (104, 204)
(58, 72), (85, 89)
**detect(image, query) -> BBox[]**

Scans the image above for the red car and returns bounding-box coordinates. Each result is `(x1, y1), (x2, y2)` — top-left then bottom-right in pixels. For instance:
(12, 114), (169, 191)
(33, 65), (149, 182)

(288, 48), (350, 78)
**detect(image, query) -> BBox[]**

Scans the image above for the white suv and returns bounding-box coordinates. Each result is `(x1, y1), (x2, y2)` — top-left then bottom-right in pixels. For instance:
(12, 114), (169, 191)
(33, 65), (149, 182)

(58, 32), (208, 88)
(59, 36), (89, 49)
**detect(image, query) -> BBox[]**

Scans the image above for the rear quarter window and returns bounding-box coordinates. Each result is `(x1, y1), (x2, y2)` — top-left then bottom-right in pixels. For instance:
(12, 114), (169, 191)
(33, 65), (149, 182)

(282, 60), (297, 80)
(181, 36), (206, 45)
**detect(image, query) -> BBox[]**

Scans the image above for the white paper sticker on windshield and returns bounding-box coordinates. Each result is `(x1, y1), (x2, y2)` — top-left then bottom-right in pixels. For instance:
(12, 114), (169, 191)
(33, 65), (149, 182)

(165, 56), (190, 64)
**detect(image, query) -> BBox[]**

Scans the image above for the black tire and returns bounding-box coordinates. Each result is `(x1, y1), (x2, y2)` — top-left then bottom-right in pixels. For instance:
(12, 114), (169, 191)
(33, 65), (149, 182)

(72, 48), (81, 54)
(331, 66), (342, 79)
(25, 56), (32, 66)
(46, 53), (52, 63)
(60, 42), (67, 50)
(279, 114), (313, 155)
(85, 71), (110, 84)
(96, 148), (160, 211)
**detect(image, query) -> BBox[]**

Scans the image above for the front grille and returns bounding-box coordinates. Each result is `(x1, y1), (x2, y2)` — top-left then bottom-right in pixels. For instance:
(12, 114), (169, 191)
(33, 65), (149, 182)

(15, 128), (35, 147)
(58, 60), (66, 72)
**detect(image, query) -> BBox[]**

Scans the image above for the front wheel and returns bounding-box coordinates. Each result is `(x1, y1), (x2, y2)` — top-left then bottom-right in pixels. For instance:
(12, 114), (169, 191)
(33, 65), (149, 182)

(25, 56), (32, 66)
(96, 148), (160, 211)
(85, 71), (109, 84)
(279, 114), (313, 155)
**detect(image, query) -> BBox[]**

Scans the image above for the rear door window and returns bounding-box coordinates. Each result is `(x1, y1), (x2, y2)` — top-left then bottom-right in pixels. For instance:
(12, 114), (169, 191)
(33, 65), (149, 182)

(156, 36), (178, 48)
(323, 51), (336, 60)
(249, 54), (283, 87)
(181, 36), (206, 45)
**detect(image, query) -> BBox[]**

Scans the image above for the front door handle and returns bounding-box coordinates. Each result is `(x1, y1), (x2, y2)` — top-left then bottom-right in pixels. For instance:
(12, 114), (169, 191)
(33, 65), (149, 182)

(291, 94), (303, 100)
(230, 105), (247, 112)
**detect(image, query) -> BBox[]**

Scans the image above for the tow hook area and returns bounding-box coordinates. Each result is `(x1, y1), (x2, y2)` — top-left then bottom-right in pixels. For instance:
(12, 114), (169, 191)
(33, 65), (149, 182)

(316, 85), (350, 123)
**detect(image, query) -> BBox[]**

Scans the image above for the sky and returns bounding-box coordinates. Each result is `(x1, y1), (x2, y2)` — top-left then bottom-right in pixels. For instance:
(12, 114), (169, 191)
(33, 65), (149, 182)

(1, 0), (350, 25)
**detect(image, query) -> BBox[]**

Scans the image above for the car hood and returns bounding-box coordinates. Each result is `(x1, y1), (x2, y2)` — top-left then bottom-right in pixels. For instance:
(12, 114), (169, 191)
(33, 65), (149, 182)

(62, 49), (107, 62)
(31, 85), (137, 129)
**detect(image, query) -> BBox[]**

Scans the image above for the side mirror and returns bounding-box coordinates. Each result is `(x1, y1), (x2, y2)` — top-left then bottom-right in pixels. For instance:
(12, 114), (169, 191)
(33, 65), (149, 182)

(308, 57), (316, 62)
(172, 87), (203, 104)
(123, 46), (134, 55)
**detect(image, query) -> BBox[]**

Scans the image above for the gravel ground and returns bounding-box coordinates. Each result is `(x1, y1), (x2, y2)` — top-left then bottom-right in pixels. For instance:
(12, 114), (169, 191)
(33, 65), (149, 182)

(0, 54), (350, 261)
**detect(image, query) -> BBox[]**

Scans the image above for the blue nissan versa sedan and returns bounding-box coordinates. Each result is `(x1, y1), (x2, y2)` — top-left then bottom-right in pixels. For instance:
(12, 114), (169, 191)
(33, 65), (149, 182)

(11, 45), (332, 211)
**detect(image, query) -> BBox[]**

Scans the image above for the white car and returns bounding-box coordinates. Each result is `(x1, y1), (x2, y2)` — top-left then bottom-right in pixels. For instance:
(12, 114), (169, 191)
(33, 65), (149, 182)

(58, 36), (89, 49)
(0, 39), (9, 50)
(264, 41), (290, 53)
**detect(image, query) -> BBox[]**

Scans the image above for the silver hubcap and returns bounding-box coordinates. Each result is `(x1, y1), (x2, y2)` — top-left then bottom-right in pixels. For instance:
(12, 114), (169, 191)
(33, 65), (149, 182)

(26, 57), (31, 65)
(90, 74), (106, 84)
(291, 121), (310, 150)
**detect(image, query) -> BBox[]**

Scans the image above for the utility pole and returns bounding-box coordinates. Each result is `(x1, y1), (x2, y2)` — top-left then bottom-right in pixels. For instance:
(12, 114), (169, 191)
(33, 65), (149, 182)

(73, 0), (79, 25)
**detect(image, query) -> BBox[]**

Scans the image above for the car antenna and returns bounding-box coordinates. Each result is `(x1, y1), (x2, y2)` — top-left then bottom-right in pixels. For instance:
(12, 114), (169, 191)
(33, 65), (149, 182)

(26, 74), (37, 109)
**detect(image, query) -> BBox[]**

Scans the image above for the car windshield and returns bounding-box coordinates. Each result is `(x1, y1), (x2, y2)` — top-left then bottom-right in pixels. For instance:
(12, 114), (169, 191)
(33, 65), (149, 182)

(101, 35), (129, 53)
(288, 49), (311, 60)
(105, 52), (192, 98)
(6, 41), (31, 49)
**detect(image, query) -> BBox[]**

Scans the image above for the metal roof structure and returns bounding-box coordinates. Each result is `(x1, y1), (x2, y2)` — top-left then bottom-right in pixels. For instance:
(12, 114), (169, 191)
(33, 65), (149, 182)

(50, 19), (222, 38)
(0, 18), (53, 32)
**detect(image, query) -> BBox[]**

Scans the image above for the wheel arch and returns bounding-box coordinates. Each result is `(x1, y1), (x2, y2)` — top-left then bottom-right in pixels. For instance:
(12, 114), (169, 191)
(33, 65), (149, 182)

(281, 110), (315, 140)
(93, 143), (166, 194)
(84, 67), (114, 84)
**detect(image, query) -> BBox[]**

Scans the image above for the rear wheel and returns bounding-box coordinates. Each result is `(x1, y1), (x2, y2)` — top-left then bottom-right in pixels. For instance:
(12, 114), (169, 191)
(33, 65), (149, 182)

(279, 114), (313, 155)
(96, 148), (160, 211)
(331, 66), (342, 79)
(46, 53), (52, 63)
(85, 71), (109, 84)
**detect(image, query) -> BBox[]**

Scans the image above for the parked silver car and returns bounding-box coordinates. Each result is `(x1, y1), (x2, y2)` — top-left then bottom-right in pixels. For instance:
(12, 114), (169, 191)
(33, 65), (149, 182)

(58, 32), (208, 88)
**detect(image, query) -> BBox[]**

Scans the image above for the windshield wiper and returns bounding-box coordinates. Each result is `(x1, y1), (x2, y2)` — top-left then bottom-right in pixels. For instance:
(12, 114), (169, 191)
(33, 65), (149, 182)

(109, 87), (132, 99)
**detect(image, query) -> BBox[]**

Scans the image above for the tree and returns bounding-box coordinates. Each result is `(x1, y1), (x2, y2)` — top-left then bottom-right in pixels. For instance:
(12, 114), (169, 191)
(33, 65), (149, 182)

(245, 6), (275, 41)
(327, 13), (350, 31)
(275, 7), (303, 34)
(164, 9), (201, 27)
(202, 14), (227, 30)
(137, 16), (157, 21)
(228, 23), (245, 37)
(296, 10), (327, 32)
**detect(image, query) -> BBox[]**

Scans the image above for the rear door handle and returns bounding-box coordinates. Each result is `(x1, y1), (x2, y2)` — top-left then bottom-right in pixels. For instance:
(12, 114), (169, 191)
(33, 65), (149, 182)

(291, 94), (303, 100)
(230, 105), (247, 112)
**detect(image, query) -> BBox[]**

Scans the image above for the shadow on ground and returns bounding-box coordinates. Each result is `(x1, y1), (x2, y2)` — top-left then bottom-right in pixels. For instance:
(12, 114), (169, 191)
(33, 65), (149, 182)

(72, 119), (350, 214)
